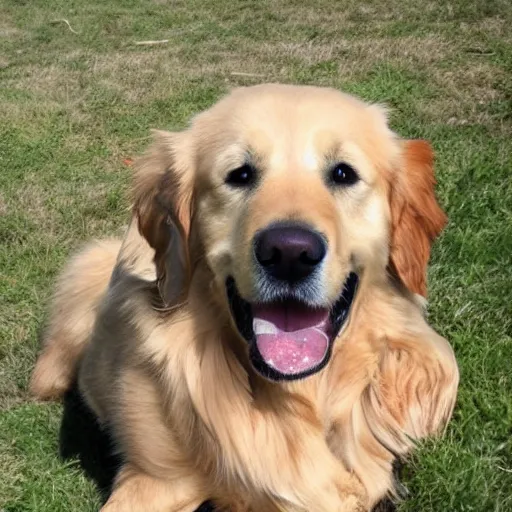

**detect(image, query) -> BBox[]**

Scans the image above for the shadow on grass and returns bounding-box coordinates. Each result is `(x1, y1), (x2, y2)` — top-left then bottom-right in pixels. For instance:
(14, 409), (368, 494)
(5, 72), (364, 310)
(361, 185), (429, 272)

(59, 382), (397, 512)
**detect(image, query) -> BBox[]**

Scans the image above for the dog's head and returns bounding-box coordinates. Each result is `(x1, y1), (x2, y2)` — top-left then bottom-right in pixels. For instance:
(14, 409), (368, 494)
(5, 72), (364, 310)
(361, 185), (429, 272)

(133, 84), (446, 381)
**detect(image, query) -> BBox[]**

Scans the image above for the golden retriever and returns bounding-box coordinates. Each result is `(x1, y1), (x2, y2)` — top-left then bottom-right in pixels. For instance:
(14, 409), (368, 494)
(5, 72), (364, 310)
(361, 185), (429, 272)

(30, 84), (459, 512)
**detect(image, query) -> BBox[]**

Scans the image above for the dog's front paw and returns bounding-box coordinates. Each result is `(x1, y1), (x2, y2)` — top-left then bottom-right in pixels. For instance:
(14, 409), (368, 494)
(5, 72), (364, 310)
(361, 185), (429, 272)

(337, 495), (367, 512)
(334, 474), (368, 512)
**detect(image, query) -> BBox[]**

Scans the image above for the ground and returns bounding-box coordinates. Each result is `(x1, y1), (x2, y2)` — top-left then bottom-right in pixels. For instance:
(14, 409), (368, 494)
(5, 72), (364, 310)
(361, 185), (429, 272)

(1, 0), (511, 510)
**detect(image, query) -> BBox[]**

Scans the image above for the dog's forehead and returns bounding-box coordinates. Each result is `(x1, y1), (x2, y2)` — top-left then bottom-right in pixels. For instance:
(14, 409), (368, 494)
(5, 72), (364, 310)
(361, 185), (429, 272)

(192, 84), (394, 169)
(205, 85), (377, 133)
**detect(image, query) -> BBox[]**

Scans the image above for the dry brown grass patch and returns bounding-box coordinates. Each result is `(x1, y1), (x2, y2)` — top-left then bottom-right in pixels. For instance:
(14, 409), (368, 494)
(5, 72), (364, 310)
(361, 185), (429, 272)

(422, 62), (509, 128)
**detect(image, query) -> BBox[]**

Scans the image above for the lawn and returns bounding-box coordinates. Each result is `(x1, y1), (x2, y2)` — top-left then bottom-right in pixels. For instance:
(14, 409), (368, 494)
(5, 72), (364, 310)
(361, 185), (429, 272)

(1, 0), (511, 510)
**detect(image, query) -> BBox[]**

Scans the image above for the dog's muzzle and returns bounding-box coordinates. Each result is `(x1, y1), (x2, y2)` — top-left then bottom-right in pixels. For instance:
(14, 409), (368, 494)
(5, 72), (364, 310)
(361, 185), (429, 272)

(226, 222), (358, 381)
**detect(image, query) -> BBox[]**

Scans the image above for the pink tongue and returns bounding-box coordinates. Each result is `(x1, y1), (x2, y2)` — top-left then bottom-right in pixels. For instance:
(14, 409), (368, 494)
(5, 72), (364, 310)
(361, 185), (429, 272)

(252, 303), (330, 375)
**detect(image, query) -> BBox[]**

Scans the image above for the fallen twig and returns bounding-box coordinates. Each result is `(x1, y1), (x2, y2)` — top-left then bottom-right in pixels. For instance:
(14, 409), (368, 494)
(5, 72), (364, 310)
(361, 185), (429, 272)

(134, 39), (169, 46)
(230, 72), (265, 77)
(50, 18), (78, 34)
(464, 47), (495, 56)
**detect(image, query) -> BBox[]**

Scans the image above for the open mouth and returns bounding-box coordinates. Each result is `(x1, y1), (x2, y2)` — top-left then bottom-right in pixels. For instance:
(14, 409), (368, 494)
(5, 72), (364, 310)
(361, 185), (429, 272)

(226, 273), (358, 381)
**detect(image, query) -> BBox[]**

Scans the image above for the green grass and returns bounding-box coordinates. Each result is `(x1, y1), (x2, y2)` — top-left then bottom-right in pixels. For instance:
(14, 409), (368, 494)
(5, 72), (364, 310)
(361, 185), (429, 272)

(1, 0), (511, 510)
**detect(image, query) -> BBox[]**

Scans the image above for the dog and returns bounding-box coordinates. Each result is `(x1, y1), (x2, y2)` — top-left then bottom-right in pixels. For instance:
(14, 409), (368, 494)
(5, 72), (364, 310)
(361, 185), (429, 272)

(30, 84), (459, 512)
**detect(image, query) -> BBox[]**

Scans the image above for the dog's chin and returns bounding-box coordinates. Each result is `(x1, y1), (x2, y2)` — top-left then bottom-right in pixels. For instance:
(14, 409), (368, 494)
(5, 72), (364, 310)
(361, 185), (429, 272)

(226, 273), (359, 382)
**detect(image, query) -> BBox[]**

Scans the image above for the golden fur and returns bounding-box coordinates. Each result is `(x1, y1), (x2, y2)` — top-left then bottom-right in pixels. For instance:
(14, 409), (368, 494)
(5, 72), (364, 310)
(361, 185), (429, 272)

(31, 84), (459, 512)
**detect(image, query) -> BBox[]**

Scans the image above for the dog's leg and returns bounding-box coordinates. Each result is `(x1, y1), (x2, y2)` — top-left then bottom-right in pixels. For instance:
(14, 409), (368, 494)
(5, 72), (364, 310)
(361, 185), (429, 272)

(256, 413), (367, 510)
(296, 465), (367, 512)
(89, 369), (210, 512)
(31, 239), (121, 400)
(245, 437), (367, 512)
(100, 464), (207, 512)
(269, 488), (365, 512)
(268, 434), (368, 512)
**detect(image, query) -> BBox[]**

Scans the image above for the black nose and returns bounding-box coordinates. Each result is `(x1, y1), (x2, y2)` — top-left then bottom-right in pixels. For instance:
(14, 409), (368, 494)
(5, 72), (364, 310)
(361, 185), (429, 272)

(254, 224), (326, 283)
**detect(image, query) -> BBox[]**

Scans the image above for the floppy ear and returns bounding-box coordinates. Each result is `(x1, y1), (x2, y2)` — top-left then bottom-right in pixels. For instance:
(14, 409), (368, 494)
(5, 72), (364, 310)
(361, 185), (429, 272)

(389, 140), (447, 297)
(132, 130), (194, 306)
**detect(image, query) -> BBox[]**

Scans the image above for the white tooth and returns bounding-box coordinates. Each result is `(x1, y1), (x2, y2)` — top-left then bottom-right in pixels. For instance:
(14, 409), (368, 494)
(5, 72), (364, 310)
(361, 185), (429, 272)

(253, 318), (279, 335)
(313, 327), (329, 342)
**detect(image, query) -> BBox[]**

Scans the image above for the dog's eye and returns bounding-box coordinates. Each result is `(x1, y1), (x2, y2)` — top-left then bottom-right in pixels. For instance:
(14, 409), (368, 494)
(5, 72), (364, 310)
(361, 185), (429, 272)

(330, 163), (359, 186)
(225, 164), (256, 188)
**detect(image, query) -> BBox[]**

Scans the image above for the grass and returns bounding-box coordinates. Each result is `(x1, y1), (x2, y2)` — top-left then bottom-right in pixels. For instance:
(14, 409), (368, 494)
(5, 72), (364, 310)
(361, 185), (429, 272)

(1, 0), (511, 510)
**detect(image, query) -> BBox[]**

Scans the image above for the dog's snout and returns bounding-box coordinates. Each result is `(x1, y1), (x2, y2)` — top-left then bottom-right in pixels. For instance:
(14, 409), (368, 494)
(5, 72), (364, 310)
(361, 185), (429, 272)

(254, 225), (326, 283)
